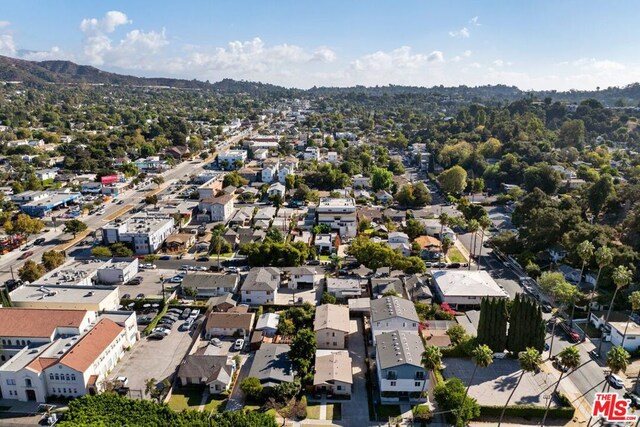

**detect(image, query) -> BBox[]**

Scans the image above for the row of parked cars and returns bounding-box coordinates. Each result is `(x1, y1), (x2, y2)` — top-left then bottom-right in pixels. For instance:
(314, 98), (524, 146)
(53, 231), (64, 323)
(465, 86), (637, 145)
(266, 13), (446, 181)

(148, 308), (200, 340)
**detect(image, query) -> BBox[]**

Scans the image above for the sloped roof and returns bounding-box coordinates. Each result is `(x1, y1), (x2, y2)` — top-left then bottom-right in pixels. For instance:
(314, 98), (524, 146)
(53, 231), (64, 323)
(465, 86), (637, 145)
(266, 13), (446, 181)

(0, 308), (88, 338)
(370, 296), (419, 323)
(242, 267), (280, 291)
(177, 355), (232, 384)
(314, 304), (350, 333)
(248, 344), (294, 386)
(376, 330), (424, 369)
(313, 351), (353, 385)
(57, 318), (123, 373)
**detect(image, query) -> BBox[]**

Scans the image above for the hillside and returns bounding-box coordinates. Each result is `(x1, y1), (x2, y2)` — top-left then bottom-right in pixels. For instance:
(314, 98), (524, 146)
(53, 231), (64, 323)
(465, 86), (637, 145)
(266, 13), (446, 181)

(2, 54), (640, 105)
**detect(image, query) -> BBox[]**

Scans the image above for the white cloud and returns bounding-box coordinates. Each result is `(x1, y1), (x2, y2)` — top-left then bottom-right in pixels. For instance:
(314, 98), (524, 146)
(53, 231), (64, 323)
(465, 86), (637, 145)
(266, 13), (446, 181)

(449, 27), (470, 38)
(80, 11), (130, 35)
(463, 50), (472, 57)
(572, 57), (625, 71)
(0, 34), (16, 56)
(310, 47), (336, 62)
(427, 50), (444, 63)
(492, 59), (512, 67)
(470, 16), (480, 26)
(0, 21), (10, 29)
(21, 46), (68, 61)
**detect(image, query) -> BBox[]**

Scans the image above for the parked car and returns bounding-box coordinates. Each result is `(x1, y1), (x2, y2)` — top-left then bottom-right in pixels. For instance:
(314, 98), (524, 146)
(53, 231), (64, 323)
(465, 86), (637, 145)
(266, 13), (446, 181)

(180, 308), (191, 319)
(551, 357), (568, 373)
(625, 392), (640, 409)
(159, 255), (171, 260)
(189, 309), (200, 319)
(148, 332), (165, 340)
(34, 238), (46, 245)
(18, 251), (34, 260)
(233, 339), (245, 351)
(447, 262), (461, 269)
(196, 256), (210, 262)
(180, 265), (190, 271)
(170, 276), (183, 283)
(152, 327), (171, 336)
(307, 260), (321, 266)
(136, 293), (145, 299)
(210, 338), (222, 347)
(180, 319), (194, 331)
(117, 200), (125, 205)
(122, 293), (131, 299)
(609, 374), (625, 389)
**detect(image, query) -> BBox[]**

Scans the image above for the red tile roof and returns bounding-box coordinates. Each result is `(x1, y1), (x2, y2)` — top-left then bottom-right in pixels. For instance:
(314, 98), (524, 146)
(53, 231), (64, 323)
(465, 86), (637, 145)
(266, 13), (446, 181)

(58, 318), (123, 373)
(0, 308), (88, 338)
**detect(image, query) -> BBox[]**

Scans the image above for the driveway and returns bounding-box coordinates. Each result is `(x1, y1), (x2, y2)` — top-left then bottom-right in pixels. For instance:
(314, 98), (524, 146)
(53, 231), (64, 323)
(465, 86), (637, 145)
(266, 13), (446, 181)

(443, 358), (558, 408)
(343, 318), (370, 426)
(225, 353), (254, 411)
(109, 319), (196, 399)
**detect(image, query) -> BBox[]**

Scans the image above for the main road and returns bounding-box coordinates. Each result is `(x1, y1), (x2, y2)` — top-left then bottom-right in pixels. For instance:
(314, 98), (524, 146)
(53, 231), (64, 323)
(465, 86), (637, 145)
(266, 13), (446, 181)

(0, 129), (253, 284)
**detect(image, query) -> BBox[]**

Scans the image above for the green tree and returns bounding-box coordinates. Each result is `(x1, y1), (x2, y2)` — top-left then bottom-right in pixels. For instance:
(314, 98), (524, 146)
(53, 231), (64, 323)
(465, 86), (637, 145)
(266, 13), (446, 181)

(458, 345), (493, 425)
(421, 345), (443, 399)
(371, 166), (393, 191)
(13, 214), (45, 244)
(91, 246), (113, 258)
(63, 219), (88, 238)
(41, 250), (65, 271)
(506, 294), (545, 353)
(446, 324), (468, 346)
(18, 260), (46, 282)
(558, 119), (586, 149)
(320, 292), (336, 304)
(605, 347), (630, 391)
(289, 328), (317, 377)
(110, 242), (134, 257)
(240, 376), (263, 400)
(477, 298), (508, 352)
(151, 176), (165, 188)
(144, 195), (159, 206)
(497, 348), (542, 427)
(438, 165), (467, 194)
(583, 246), (613, 340)
(434, 378), (480, 427)
(541, 346), (580, 426)
(587, 174), (615, 218)
(223, 171), (248, 188)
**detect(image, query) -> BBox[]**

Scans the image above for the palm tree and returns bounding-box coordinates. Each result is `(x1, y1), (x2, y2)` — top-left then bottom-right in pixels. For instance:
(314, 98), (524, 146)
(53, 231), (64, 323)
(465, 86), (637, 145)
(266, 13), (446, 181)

(498, 347), (542, 427)
(476, 216), (492, 271)
(605, 346), (630, 392)
(328, 254), (343, 273)
(541, 346), (581, 426)
(438, 212), (450, 242)
(421, 345), (442, 400)
(573, 240), (594, 326)
(583, 246), (613, 341)
(466, 219), (479, 270)
(458, 344), (493, 424)
(621, 291), (640, 349)
(597, 265), (633, 356)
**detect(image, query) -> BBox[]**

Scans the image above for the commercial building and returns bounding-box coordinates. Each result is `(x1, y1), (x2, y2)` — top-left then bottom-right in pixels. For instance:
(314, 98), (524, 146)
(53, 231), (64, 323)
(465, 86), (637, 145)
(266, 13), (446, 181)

(13, 190), (82, 218)
(101, 214), (175, 254)
(9, 285), (120, 312)
(316, 197), (357, 238)
(217, 150), (248, 169)
(431, 270), (509, 309)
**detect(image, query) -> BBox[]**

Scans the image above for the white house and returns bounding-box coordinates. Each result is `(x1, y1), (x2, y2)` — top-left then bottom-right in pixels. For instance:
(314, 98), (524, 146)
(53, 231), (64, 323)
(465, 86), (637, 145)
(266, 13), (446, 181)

(255, 313), (280, 337)
(326, 278), (364, 299)
(262, 164), (278, 183)
(283, 267), (323, 289)
(370, 296), (420, 342)
(240, 267), (280, 305)
(327, 152), (338, 163)
(268, 183), (286, 199)
(388, 232), (410, 245)
(218, 150), (248, 169)
(314, 350), (352, 395)
(607, 320), (640, 352)
(352, 175), (370, 189)
(199, 194), (235, 223)
(431, 270), (509, 309)
(317, 197), (357, 238)
(375, 330), (427, 402)
(101, 214), (175, 255)
(304, 147), (320, 161)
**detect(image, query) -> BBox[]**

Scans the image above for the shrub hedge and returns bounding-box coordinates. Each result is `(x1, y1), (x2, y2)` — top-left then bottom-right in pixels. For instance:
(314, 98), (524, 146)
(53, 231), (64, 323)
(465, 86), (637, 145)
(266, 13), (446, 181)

(479, 405), (574, 420)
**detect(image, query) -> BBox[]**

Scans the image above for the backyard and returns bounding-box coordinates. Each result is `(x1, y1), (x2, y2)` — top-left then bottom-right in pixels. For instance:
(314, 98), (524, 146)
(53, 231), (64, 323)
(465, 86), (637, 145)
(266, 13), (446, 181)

(446, 247), (467, 263)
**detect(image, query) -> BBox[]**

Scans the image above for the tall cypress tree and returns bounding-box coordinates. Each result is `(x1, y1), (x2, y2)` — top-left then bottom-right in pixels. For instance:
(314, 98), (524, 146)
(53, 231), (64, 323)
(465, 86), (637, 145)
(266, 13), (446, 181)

(507, 295), (545, 352)
(478, 297), (508, 352)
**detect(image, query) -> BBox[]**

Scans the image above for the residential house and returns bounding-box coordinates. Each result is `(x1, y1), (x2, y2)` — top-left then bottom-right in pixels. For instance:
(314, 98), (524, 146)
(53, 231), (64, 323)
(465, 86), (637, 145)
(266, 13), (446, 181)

(431, 270), (509, 309)
(253, 149), (269, 160)
(375, 191), (394, 204)
(248, 344), (295, 389)
(177, 355), (236, 394)
(278, 158), (298, 184)
(313, 350), (352, 396)
(370, 296), (420, 342)
(315, 233), (339, 254)
(414, 236), (442, 260)
(420, 219), (456, 242)
(303, 147), (320, 161)
(375, 330), (427, 402)
(208, 294), (237, 312)
(268, 182), (286, 199)
(327, 152), (338, 163)
(317, 197), (357, 238)
(240, 267), (280, 305)
(547, 245), (568, 263)
(388, 232), (410, 245)
(165, 146), (190, 160)
(606, 320), (640, 352)
(229, 207), (254, 227)
(101, 214), (175, 255)
(181, 274), (239, 299)
(204, 307), (255, 339)
(352, 175), (370, 189)
(326, 278), (365, 300)
(314, 304), (350, 349)
(557, 264), (582, 284)
(282, 267), (322, 289)
(218, 150), (248, 169)
(261, 159), (279, 183)
(164, 233), (196, 254)
(199, 194), (235, 223)
(255, 313), (280, 337)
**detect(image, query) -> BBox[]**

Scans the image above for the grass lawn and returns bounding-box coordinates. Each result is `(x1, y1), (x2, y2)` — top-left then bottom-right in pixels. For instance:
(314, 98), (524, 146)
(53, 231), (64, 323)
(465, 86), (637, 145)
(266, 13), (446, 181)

(326, 403), (342, 420)
(446, 247), (467, 263)
(306, 403), (320, 419)
(319, 255), (331, 261)
(168, 387), (204, 411)
(203, 395), (227, 413)
(375, 404), (401, 421)
(243, 398), (263, 412)
(210, 252), (233, 258)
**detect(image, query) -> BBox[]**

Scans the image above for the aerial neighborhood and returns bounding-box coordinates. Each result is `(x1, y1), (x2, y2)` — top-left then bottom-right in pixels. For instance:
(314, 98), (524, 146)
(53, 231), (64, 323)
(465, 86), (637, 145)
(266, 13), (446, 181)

(0, 30), (638, 426)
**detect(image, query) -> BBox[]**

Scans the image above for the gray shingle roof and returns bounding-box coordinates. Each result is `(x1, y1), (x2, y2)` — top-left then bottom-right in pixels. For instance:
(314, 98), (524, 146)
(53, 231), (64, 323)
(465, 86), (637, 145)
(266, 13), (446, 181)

(177, 355), (232, 384)
(248, 344), (294, 386)
(370, 296), (419, 323)
(376, 330), (424, 369)
(242, 267), (280, 291)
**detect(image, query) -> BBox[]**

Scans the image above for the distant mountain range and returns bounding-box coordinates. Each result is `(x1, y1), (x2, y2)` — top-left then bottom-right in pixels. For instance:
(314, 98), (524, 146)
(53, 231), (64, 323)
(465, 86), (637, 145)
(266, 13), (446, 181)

(2, 54), (640, 105)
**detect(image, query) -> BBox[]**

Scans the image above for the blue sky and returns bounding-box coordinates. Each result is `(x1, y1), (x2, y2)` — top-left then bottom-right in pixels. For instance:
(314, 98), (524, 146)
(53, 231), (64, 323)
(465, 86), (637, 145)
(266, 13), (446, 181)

(1, 1), (639, 89)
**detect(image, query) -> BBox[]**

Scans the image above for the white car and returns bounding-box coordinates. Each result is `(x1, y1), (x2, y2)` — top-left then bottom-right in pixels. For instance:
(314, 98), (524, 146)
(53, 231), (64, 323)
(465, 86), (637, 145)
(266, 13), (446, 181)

(170, 276), (183, 283)
(234, 339), (245, 351)
(189, 309), (200, 319)
(152, 327), (171, 336)
(609, 374), (625, 389)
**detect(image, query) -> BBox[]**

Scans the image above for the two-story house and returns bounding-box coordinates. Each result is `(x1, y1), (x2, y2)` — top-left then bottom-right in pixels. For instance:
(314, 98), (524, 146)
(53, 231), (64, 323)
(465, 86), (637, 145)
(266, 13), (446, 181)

(375, 330), (427, 403)
(370, 296), (420, 343)
(282, 267), (323, 289)
(314, 304), (350, 349)
(199, 194), (234, 223)
(204, 307), (255, 340)
(240, 267), (280, 305)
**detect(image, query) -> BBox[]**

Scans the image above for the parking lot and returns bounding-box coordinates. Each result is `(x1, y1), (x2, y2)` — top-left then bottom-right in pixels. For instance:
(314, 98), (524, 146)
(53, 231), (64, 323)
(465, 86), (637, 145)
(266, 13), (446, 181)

(443, 358), (559, 407)
(109, 315), (198, 398)
(117, 267), (180, 300)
